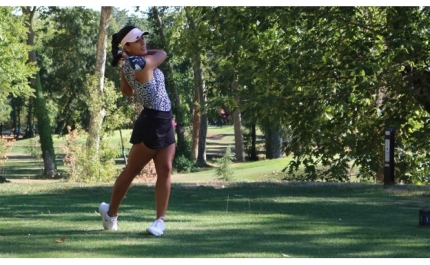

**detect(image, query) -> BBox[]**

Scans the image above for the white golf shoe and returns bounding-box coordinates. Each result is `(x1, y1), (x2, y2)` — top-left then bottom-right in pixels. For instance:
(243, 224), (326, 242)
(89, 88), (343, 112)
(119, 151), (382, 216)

(99, 202), (118, 231)
(146, 218), (165, 236)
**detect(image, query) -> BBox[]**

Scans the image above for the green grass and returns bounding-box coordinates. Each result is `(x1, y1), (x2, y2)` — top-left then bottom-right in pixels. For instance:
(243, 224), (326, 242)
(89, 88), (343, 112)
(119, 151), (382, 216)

(2, 126), (430, 257)
(2, 125), (270, 181)
(9, 129), (134, 154)
(173, 157), (291, 183)
(1, 181), (430, 258)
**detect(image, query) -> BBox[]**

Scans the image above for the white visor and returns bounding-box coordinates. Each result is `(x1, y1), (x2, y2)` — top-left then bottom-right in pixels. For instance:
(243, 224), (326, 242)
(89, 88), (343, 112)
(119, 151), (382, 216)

(120, 28), (149, 47)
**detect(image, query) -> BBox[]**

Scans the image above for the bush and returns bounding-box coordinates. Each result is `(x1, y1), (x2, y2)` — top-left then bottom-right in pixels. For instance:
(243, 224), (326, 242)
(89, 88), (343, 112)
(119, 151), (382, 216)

(214, 146), (235, 181)
(173, 155), (196, 173)
(62, 126), (120, 183)
(136, 159), (158, 182)
(0, 138), (13, 180)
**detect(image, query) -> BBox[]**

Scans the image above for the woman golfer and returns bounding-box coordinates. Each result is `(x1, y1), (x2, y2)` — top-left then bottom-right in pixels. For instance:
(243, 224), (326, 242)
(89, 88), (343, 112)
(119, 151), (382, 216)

(99, 25), (175, 236)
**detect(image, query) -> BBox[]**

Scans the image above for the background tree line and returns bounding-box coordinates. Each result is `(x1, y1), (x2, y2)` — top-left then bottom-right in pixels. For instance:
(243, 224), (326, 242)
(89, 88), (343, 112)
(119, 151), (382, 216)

(2, 6), (430, 184)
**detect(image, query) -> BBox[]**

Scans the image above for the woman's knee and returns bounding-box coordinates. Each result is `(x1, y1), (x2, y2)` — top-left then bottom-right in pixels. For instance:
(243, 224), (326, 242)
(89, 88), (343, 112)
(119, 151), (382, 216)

(156, 162), (172, 177)
(123, 162), (145, 177)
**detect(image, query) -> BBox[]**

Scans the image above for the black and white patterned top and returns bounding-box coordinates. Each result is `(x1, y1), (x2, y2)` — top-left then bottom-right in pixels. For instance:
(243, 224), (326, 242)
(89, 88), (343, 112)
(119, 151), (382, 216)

(122, 60), (171, 111)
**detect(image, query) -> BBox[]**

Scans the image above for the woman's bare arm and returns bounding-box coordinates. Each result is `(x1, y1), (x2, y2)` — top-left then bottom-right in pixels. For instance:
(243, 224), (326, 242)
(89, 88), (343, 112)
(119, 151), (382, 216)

(134, 50), (167, 83)
(144, 50), (167, 68)
(120, 68), (134, 97)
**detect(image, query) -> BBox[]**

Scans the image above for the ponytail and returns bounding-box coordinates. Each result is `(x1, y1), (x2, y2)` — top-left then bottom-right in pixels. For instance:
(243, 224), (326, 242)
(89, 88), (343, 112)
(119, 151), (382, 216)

(111, 33), (122, 67)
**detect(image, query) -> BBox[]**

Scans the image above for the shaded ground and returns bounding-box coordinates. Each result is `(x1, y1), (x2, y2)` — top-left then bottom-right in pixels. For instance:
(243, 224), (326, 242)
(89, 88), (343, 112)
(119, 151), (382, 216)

(1, 181), (430, 258)
(207, 134), (224, 140)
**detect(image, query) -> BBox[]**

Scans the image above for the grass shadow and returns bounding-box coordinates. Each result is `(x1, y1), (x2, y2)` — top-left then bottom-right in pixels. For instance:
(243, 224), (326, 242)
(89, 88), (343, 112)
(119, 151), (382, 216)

(1, 182), (430, 257)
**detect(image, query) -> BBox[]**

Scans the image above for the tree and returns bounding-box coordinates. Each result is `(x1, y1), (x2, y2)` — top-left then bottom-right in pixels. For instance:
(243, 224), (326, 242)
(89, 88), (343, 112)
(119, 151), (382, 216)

(33, 72), (56, 176)
(215, 7), (430, 182)
(86, 6), (113, 156)
(22, 6), (57, 177)
(215, 146), (234, 181)
(203, 7), (265, 162)
(37, 7), (99, 133)
(183, 7), (210, 166)
(9, 95), (24, 138)
(231, 77), (245, 161)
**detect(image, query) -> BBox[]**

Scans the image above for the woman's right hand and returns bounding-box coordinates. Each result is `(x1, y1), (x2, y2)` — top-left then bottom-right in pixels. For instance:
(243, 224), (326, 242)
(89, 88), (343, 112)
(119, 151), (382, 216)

(118, 51), (129, 67)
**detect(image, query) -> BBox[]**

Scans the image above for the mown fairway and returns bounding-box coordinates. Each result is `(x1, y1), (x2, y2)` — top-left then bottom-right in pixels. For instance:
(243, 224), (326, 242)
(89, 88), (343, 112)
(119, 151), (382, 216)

(1, 181), (430, 258)
(1, 126), (430, 258)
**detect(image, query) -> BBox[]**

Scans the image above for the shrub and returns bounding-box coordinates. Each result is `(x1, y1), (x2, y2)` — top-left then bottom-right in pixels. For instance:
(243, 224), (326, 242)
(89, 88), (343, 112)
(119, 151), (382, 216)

(0, 138), (13, 181)
(62, 126), (120, 183)
(214, 146), (235, 181)
(173, 155), (196, 173)
(135, 159), (158, 182)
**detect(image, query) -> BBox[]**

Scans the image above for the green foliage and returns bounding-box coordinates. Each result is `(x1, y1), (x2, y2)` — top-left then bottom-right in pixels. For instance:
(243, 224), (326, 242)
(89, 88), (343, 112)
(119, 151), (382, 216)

(0, 139), (12, 178)
(0, 103), (11, 124)
(395, 114), (430, 185)
(214, 146), (235, 181)
(199, 7), (430, 183)
(173, 155), (196, 173)
(173, 134), (196, 173)
(0, 7), (38, 105)
(5, 6), (430, 184)
(278, 7), (430, 183)
(62, 126), (119, 183)
(63, 72), (124, 183)
(37, 7), (100, 132)
(102, 78), (133, 133)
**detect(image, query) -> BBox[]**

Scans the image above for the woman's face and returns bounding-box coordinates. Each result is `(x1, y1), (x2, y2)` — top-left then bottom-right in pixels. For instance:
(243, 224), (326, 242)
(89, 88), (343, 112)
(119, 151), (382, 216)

(126, 35), (147, 56)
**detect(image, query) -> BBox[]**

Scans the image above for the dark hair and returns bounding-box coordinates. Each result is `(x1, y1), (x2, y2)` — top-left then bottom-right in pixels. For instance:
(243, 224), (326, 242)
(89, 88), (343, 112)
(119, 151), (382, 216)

(111, 25), (136, 67)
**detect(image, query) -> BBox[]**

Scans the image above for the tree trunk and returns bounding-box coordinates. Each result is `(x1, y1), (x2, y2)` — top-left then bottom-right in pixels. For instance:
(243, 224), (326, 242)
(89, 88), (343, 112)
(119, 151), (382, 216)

(185, 8), (207, 166)
(11, 98), (23, 139)
(250, 123), (258, 161)
(43, 149), (56, 177)
(16, 106), (21, 139)
(24, 97), (34, 138)
(231, 77), (245, 162)
(34, 72), (57, 176)
(191, 88), (200, 161)
(265, 129), (283, 159)
(24, 6), (37, 92)
(193, 55), (207, 166)
(86, 6), (112, 155)
(233, 109), (245, 162)
(24, 25), (35, 139)
(152, 7), (185, 155)
(22, 6), (57, 176)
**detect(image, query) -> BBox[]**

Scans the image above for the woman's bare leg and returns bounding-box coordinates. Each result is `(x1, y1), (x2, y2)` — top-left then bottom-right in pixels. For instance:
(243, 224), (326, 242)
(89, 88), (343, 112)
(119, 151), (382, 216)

(152, 143), (176, 219)
(108, 142), (157, 217)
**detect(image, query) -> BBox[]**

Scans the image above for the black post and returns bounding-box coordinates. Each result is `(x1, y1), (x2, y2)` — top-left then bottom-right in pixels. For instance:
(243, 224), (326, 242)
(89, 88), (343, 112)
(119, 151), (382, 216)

(384, 128), (395, 185)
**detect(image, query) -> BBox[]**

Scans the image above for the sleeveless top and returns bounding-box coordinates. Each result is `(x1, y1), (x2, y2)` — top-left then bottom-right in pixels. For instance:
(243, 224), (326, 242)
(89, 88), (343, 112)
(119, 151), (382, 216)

(122, 59), (172, 112)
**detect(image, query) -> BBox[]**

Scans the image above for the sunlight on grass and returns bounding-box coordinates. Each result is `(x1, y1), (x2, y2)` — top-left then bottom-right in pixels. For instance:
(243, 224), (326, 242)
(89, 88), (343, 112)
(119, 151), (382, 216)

(172, 157), (291, 183)
(1, 182), (430, 258)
